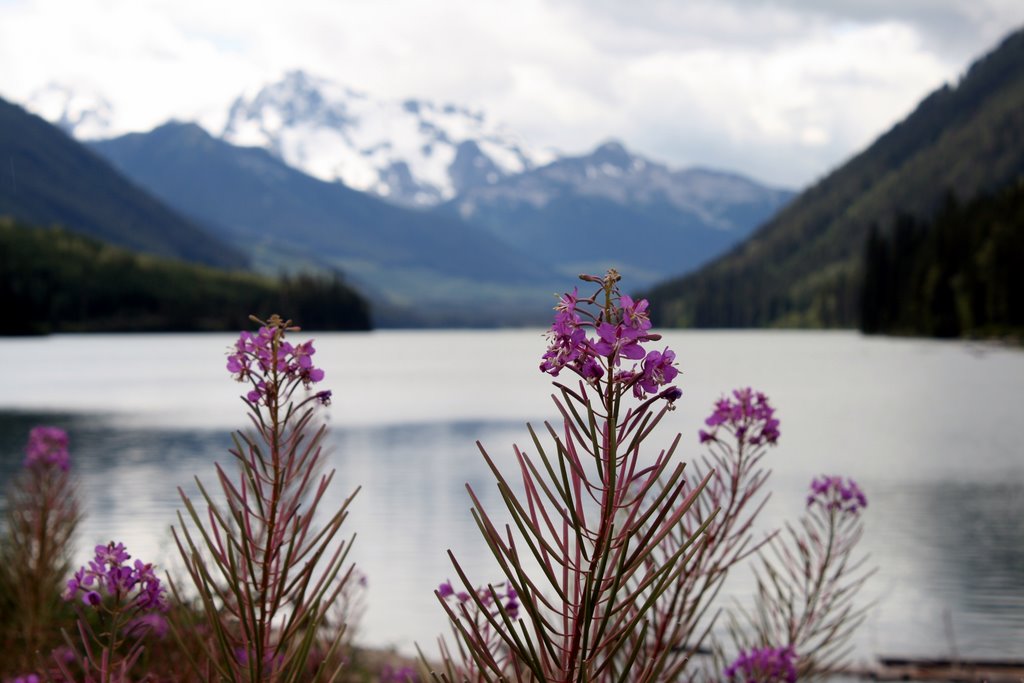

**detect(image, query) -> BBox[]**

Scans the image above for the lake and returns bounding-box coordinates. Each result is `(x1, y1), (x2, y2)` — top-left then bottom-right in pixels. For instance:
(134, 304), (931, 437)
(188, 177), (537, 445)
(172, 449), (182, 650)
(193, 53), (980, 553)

(0, 329), (1022, 665)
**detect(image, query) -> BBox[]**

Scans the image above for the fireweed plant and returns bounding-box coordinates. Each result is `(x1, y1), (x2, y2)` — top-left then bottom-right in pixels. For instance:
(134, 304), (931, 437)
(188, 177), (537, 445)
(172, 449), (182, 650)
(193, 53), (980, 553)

(58, 541), (169, 682)
(434, 581), (521, 681)
(170, 314), (359, 681)
(430, 271), (872, 683)
(725, 476), (873, 681)
(431, 270), (715, 682)
(723, 645), (797, 683)
(0, 427), (80, 675)
(635, 388), (782, 680)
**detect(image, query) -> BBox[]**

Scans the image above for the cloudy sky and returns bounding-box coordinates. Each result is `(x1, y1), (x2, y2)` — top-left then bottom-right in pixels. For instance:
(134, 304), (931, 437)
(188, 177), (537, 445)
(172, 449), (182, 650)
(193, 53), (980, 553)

(1, 0), (1023, 188)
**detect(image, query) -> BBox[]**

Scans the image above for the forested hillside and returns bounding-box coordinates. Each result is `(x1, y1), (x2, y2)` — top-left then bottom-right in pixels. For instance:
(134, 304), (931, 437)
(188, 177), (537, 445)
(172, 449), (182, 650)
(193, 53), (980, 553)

(0, 220), (371, 335)
(646, 28), (1024, 331)
(0, 97), (246, 269)
(860, 181), (1024, 338)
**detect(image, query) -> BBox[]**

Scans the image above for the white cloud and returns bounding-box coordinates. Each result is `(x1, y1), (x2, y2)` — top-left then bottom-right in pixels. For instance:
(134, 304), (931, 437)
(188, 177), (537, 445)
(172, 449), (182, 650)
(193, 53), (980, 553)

(0, 0), (1021, 188)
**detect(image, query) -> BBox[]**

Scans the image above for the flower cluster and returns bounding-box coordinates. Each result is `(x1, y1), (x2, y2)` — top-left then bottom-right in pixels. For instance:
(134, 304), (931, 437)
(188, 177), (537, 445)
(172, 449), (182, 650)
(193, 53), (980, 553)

(23, 425), (70, 471)
(807, 475), (868, 515)
(699, 387), (780, 446)
(380, 665), (419, 683)
(539, 271), (680, 401)
(125, 613), (169, 639)
(724, 645), (798, 683)
(226, 315), (329, 405)
(64, 541), (168, 613)
(234, 648), (284, 672)
(438, 580), (520, 621)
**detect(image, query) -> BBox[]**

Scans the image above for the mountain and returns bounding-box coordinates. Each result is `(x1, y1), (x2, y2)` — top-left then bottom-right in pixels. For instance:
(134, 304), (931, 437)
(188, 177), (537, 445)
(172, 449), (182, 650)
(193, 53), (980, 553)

(90, 122), (564, 325)
(212, 70), (554, 207)
(440, 141), (793, 287)
(29, 72), (793, 322)
(0, 97), (246, 269)
(645, 27), (1024, 329)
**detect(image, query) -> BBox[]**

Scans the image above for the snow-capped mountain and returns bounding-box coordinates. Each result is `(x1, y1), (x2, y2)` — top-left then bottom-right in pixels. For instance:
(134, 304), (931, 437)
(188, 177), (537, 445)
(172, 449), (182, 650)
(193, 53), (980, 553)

(24, 83), (114, 140)
(18, 77), (795, 310)
(452, 140), (792, 231)
(210, 70), (555, 207)
(439, 140), (794, 286)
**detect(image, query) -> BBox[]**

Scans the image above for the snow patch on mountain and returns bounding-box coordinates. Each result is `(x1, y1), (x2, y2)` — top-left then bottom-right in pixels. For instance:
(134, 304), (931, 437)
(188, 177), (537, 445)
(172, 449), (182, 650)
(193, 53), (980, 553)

(213, 71), (555, 206)
(453, 140), (792, 232)
(24, 83), (114, 140)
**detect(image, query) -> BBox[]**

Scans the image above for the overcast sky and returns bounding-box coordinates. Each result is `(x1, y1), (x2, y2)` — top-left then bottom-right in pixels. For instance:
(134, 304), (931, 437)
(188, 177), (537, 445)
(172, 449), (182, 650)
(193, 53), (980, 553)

(2, 0), (1023, 188)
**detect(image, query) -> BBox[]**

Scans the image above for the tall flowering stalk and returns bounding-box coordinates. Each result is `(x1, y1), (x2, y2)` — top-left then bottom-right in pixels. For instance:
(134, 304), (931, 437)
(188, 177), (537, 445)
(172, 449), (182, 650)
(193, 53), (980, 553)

(171, 314), (359, 681)
(723, 645), (797, 683)
(728, 475), (873, 680)
(0, 427), (80, 675)
(57, 541), (169, 682)
(434, 270), (712, 682)
(633, 389), (781, 679)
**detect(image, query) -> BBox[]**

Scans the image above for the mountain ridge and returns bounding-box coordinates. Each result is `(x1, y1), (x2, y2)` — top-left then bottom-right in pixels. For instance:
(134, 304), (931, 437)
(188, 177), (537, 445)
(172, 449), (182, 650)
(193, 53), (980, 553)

(213, 70), (554, 207)
(440, 140), (793, 287)
(89, 121), (566, 325)
(25, 72), (796, 324)
(0, 97), (247, 269)
(645, 26), (1024, 329)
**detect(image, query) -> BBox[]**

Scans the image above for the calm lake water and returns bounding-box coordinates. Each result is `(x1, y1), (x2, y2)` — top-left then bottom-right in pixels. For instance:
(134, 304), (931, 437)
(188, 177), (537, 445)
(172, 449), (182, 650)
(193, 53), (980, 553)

(0, 330), (1022, 664)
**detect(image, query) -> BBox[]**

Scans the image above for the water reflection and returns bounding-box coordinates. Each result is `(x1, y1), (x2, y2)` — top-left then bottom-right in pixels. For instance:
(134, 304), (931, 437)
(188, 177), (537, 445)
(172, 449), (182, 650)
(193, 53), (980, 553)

(0, 412), (232, 566)
(0, 412), (535, 654)
(2, 411), (1023, 660)
(1, 330), (1023, 661)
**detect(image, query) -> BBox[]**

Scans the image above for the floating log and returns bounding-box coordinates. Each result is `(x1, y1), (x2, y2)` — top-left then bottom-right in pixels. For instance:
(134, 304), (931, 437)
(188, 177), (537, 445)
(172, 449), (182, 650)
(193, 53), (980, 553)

(844, 655), (1024, 682)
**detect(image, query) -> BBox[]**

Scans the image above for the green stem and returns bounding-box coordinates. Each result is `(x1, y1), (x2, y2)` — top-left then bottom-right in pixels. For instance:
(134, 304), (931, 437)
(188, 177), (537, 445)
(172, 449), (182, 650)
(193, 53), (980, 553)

(570, 376), (622, 683)
(28, 476), (50, 654)
(797, 510), (836, 645)
(104, 602), (123, 683)
(571, 276), (624, 682)
(256, 325), (285, 680)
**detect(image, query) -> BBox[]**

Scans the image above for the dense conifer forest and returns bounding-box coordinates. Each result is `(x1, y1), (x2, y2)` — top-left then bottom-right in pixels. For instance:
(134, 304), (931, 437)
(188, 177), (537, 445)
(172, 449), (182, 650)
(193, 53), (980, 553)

(0, 220), (372, 334)
(860, 181), (1024, 338)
